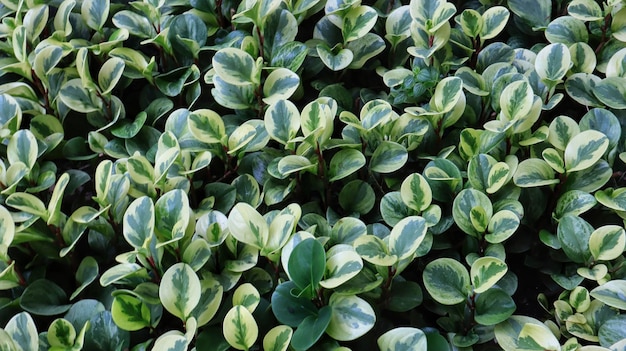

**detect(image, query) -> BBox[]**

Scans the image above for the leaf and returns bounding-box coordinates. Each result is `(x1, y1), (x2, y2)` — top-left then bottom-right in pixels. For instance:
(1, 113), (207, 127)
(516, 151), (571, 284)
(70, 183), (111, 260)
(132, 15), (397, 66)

(264, 99), (300, 145)
(182, 239), (211, 271)
(70, 256), (99, 300)
(227, 122), (257, 154)
(486, 162), (510, 194)
(594, 77), (626, 109)
(112, 10), (156, 39)
(159, 263), (202, 320)
(8, 130), (37, 170)
(123, 196), (154, 251)
(589, 225), (626, 261)
(470, 256), (508, 293)
(20, 279), (71, 316)
(485, 210), (520, 243)
(262, 69), (300, 105)
(111, 294), (151, 331)
(191, 279), (223, 327)
(271, 281), (318, 327)
(377, 327), (427, 351)
(188, 109), (226, 144)
(342, 5), (378, 42)
(557, 215), (593, 264)
(291, 306), (331, 351)
(0, 205), (15, 261)
(388, 216), (427, 261)
(360, 99), (392, 130)
(517, 323), (561, 351)
(568, 0), (603, 21)
(480, 6), (510, 40)
(564, 130), (609, 172)
(152, 333), (188, 351)
(81, 0), (109, 31)
(326, 294), (376, 341)
(545, 16), (589, 45)
(590, 280), (626, 310)
(4, 312), (38, 351)
(423, 258), (470, 305)
(59, 79), (102, 113)
(263, 325), (292, 351)
(400, 173), (432, 212)
(319, 245), (363, 289)
(154, 189), (190, 247)
(432, 77), (463, 113)
(227, 202), (268, 249)
(453, 189), (493, 237)
(98, 57), (125, 95)
(474, 288), (516, 325)
(507, 0), (550, 29)
(338, 180), (375, 215)
(459, 9), (483, 37)
(224, 305), (259, 350)
(212, 48), (259, 86)
(288, 238), (325, 295)
(47, 318), (76, 348)
(598, 315), (626, 347)
(499, 80), (533, 121)
(328, 149), (365, 182)
(370, 141), (408, 173)
(316, 44), (354, 71)
(565, 73), (603, 107)
(513, 159), (559, 187)
(6, 192), (48, 220)
(232, 283), (260, 313)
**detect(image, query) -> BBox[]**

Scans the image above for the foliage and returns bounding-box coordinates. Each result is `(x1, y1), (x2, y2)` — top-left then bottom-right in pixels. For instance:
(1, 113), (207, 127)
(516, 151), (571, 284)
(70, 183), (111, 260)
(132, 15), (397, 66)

(0, 0), (626, 350)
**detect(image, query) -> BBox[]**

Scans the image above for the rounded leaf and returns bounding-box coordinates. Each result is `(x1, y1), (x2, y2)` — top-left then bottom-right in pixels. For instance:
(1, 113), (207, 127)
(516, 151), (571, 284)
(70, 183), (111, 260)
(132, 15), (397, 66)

(423, 258), (470, 305)
(326, 294), (376, 341)
(564, 130), (609, 172)
(400, 173), (432, 212)
(159, 263), (201, 320)
(263, 325), (293, 351)
(474, 288), (516, 325)
(470, 256), (508, 293)
(377, 327), (426, 351)
(453, 189), (493, 236)
(589, 225), (626, 261)
(370, 141), (408, 173)
(389, 216), (427, 261)
(328, 149), (366, 182)
(223, 305), (258, 350)
(212, 48), (258, 85)
(536, 43), (572, 81)
(111, 294), (151, 331)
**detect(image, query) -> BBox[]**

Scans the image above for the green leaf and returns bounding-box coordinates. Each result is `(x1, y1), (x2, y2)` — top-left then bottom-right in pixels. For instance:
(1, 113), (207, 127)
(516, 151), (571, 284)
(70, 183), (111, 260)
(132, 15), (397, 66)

(459, 9), (483, 38)
(263, 325), (292, 351)
(377, 327), (426, 351)
(262, 69), (300, 105)
(360, 99), (392, 130)
(595, 187), (626, 211)
(111, 294), (151, 331)
(346, 33), (386, 69)
(59, 79), (102, 113)
(557, 215), (593, 264)
(507, 0), (550, 29)
(182, 239), (211, 271)
(70, 256), (99, 300)
(264, 99), (300, 145)
(400, 173), (432, 212)
(338, 179), (375, 214)
(480, 6), (510, 40)
(6, 192), (48, 220)
(81, 0), (109, 31)
(227, 122), (257, 154)
(316, 44), (354, 71)
(228, 202), (269, 250)
(536, 43), (571, 82)
(8, 130), (37, 170)
(485, 210), (520, 243)
(288, 238), (325, 294)
(152, 333), (188, 351)
(326, 293), (375, 341)
(545, 16), (589, 45)
(212, 48), (259, 86)
(590, 280), (626, 310)
(328, 149), (365, 182)
(233, 283), (260, 313)
(475, 288), (516, 325)
(500, 80), (533, 121)
(320, 245), (363, 289)
(188, 109), (226, 144)
(432, 77), (463, 113)
(271, 281), (318, 327)
(564, 130), (608, 172)
(20, 279), (71, 316)
(594, 77), (626, 109)
(191, 279), (223, 327)
(342, 5), (378, 42)
(517, 323), (561, 351)
(370, 141), (408, 173)
(354, 234), (397, 266)
(112, 10), (156, 39)
(159, 263), (201, 320)
(0, 205), (15, 261)
(486, 162), (511, 194)
(154, 189), (190, 247)
(388, 216), (427, 261)
(513, 159), (559, 187)
(4, 312), (37, 351)
(589, 225), (626, 261)
(223, 305), (258, 351)
(47, 318), (76, 348)
(98, 57), (125, 95)
(291, 305), (331, 351)
(453, 189), (493, 237)
(271, 42), (308, 72)
(470, 256), (508, 293)
(123, 196), (154, 251)
(423, 258), (470, 305)
(598, 315), (626, 347)
(568, 0), (603, 21)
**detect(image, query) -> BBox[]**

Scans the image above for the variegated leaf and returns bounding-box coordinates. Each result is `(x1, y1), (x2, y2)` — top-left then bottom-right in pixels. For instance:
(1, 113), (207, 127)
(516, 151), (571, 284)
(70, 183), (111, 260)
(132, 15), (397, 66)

(342, 5), (378, 42)
(264, 99), (300, 145)
(480, 6), (510, 40)
(564, 130), (608, 172)
(470, 256), (508, 293)
(223, 305), (258, 350)
(159, 263), (201, 320)
(536, 43), (572, 81)
(262, 68), (300, 105)
(212, 48), (259, 86)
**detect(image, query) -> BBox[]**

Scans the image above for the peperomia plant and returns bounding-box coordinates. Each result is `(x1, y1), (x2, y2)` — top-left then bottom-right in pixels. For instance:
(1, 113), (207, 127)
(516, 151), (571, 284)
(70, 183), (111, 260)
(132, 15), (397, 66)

(1, 0), (626, 350)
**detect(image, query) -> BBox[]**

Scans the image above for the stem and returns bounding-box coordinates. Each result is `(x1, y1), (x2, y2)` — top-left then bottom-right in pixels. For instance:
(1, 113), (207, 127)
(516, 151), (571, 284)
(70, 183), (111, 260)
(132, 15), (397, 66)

(595, 14), (612, 55)
(147, 256), (161, 283)
(256, 25), (265, 60)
